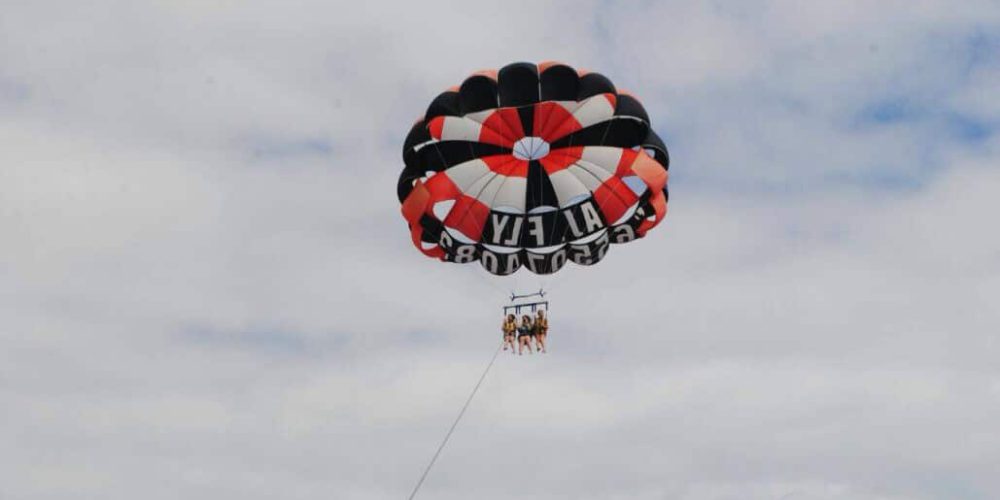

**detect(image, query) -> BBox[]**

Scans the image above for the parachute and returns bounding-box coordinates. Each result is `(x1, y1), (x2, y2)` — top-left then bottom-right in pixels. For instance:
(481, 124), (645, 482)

(398, 62), (669, 276)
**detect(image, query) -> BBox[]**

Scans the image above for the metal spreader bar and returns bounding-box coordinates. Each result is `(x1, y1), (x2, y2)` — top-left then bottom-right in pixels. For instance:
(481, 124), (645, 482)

(503, 300), (549, 316)
(509, 289), (546, 302)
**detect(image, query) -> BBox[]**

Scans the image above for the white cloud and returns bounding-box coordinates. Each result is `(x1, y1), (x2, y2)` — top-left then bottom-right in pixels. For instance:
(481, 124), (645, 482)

(2, 1), (999, 499)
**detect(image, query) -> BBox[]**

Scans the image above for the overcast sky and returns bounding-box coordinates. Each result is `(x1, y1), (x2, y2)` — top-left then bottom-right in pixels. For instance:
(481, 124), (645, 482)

(2, 1), (1000, 499)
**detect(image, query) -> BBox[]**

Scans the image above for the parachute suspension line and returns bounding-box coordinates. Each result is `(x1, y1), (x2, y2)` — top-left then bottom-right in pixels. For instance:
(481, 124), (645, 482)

(540, 129), (563, 276)
(457, 263), (510, 298)
(406, 340), (504, 500)
(541, 124), (570, 272)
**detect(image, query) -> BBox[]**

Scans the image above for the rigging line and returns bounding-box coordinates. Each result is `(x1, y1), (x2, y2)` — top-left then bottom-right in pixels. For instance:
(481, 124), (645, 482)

(406, 340), (505, 500)
(460, 264), (510, 298)
(536, 101), (590, 273)
(539, 129), (620, 278)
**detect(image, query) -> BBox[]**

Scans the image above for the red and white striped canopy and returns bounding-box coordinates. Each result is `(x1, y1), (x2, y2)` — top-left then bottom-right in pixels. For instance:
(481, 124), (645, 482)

(399, 62), (669, 275)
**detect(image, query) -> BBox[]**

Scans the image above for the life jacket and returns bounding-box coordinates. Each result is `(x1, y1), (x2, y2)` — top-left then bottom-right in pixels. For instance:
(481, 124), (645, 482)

(502, 320), (516, 334)
(535, 317), (548, 332)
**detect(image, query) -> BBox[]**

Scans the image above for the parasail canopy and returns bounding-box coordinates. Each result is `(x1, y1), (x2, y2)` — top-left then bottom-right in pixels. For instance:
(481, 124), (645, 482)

(398, 61), (669, 276)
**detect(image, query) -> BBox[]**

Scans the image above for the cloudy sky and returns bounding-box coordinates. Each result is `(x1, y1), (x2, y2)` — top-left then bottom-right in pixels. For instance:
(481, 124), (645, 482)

(2, 1), (1000, 499)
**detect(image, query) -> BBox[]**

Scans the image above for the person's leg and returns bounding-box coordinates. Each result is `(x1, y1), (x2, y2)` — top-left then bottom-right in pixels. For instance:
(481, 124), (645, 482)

(537, 334), (546, 353)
